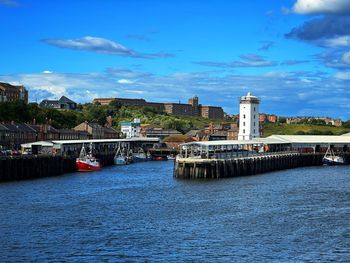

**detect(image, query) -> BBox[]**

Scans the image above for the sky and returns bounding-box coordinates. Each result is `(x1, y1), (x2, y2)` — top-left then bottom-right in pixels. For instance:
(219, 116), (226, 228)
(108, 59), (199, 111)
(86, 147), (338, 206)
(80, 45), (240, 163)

(1, 0), (350, 119)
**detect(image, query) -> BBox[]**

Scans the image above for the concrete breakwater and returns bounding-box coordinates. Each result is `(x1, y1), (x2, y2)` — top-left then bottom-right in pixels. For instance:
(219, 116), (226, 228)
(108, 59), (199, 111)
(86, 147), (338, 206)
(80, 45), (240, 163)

(0, 153), (115, 182)
(174, 153), (350, 179)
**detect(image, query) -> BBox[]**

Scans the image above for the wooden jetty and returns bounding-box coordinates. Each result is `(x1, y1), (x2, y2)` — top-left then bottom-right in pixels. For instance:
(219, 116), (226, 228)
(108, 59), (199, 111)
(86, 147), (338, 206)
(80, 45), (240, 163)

(174, 137), (350, 179)
(0, 137), (160, 182)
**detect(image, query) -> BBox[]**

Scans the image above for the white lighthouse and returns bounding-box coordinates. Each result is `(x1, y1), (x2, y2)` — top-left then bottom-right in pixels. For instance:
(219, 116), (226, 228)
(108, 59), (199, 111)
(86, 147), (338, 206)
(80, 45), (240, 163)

(238, 92), (260, 140)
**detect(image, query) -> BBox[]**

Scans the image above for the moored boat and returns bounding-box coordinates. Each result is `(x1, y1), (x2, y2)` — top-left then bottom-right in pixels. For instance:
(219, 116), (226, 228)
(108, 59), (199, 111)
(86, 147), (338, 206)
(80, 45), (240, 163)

(166, 154), (176, 160)
(114, 148), (128, 165)
(76, 145), (101, 172)
(132, 148), (150, 162)
(322, 146), (345, 165)
(153, 156), (168, 161)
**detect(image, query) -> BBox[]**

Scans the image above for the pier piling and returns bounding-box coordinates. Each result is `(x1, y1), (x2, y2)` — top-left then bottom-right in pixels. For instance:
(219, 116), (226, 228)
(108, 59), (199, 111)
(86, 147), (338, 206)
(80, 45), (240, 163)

(174, 153), (339, 179)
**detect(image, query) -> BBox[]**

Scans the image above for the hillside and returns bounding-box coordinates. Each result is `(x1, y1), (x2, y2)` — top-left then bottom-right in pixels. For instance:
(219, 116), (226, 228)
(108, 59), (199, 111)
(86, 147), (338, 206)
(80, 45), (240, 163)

(262, 123), (350, 137)
(0, 101), (224, 132)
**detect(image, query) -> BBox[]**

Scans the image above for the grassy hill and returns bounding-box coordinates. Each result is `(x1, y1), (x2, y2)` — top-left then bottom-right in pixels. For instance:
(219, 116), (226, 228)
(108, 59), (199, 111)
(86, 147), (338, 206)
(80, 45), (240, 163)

(262, 123), (350, 137)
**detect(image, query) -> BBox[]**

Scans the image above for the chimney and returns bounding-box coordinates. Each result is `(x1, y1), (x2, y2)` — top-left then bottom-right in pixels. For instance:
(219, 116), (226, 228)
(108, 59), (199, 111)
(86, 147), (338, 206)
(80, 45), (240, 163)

(105, 116), (112, 128)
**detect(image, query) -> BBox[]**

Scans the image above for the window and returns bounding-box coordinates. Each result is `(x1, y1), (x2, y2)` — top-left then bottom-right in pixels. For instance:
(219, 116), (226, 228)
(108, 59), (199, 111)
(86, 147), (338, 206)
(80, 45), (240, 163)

(254, 129), (256, 133)
(254, 122), (255, 126)
(243, 122), (245, 126)
(254, 107), (256, 112)
(243, 129), (245, 134)
(243, 114), (246, 119)
(254, 115), (255, 119)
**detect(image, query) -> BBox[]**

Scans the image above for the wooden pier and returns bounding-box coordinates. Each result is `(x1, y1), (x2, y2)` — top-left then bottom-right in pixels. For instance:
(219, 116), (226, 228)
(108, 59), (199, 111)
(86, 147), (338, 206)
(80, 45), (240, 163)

(0, 153), (115, 182)
(173, 153), (347, 179)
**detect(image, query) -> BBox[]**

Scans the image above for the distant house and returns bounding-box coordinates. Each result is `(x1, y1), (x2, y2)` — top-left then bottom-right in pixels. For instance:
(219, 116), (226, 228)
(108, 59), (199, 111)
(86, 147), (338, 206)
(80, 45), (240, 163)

(40, 96), (77, 110)
(29, 124), (60, 141)
(103, 127), (119, 139)
(143, 127), (182, 139)
(74, 122), (104, 139)
(58, 129), (90, 140)
(0, 122), (36, 149)
(185, 130), (206, 141)
(163, 134), (195, 150)
(208, 131), (228, 141)
(0, 82), (28, 103)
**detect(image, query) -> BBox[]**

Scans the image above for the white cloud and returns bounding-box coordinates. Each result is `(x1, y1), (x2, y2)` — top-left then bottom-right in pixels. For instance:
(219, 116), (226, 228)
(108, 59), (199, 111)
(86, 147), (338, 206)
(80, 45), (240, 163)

(1, 68), (350, 118)
(42, 70), (53, 74)
(42, 36), (174, 59)
(106, 67), (152, 79)
(195, 54), (277, 68)
(292, 0), (350, 15)
(125, 90), (144, 94)
(334, 71), (350, 80)
(322, 36), (350, 48)
(117, 79), (133, 84)
(341, 51), (350, 64)
(263, 71), (289, 78)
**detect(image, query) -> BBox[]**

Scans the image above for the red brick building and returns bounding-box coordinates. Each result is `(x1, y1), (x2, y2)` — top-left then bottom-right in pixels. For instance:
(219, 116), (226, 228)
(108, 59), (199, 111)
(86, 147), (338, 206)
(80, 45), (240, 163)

(0, 82), (28, 103)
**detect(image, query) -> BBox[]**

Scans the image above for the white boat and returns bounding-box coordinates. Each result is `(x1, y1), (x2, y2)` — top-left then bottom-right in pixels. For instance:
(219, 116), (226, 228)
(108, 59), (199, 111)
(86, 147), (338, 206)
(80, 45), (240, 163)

(132, 148), (150, 162)
(322, 147), (345, 165)
(114, 148), (128, 165)
(76, 145), (101, 172)
(167, 154), (176, 160)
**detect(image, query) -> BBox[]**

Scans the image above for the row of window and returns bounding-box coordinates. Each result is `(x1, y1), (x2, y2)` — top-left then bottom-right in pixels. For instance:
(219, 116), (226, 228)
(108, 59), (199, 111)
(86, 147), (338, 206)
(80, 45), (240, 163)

(243, 122), (257, 127)
(243, 114), (256, 119)
(242, 129), (257, 134)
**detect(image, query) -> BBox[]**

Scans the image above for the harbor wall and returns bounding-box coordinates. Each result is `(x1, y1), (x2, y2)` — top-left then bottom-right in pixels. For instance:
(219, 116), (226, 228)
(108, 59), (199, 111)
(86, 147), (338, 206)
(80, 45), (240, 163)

(174, 153), (350, 179)
(0, 153), (115, 182)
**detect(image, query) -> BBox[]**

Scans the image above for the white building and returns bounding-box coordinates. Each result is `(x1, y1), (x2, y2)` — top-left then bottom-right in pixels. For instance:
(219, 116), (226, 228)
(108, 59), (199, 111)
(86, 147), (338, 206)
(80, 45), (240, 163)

(120, 118), (141, 138)
(238, 92), (260, 140)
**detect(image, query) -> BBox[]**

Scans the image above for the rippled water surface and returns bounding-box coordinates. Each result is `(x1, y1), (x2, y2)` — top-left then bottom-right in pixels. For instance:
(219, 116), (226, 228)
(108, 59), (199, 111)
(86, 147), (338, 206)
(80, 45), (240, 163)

(1, 162), (350, 262)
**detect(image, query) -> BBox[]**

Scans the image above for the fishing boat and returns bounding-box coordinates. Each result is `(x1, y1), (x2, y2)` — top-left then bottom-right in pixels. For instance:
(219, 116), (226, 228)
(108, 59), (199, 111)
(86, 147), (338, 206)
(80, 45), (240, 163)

(76, 145), (101, 172)
(114, 148), (128, 165)
(166, 154), (176, 160)
(132, 148), (150, 162)
(322, 146), (345, 165)
(153, 156), (167, 161)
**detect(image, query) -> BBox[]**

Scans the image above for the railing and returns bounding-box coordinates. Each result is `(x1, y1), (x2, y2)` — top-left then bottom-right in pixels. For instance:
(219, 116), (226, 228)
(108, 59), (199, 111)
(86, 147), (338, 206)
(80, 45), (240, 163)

(177, 150), (300, 160)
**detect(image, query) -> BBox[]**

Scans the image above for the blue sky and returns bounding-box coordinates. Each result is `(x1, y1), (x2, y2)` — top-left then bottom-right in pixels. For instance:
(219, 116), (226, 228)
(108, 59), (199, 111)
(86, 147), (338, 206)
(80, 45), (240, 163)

(1, 0), (350, 119)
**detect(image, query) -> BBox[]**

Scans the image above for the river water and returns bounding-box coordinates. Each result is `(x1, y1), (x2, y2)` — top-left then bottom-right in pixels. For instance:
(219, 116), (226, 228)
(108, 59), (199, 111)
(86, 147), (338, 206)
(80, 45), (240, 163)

(0, 161), (350, 262)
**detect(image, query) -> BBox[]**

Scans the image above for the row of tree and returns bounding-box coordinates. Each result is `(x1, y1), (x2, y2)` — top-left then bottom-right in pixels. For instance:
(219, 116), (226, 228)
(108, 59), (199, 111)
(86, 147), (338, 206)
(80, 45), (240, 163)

(0, 101), (216, 132)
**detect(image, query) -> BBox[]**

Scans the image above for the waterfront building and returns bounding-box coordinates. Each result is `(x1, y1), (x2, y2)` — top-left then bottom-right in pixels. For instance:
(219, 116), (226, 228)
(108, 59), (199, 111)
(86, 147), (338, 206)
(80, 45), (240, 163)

(40, 96), (77, 110)
(120, 118), (141, 138)
(238, 92), (260, 140)
(0, 82), (28, 103)
(0, 122), (36, 149)
(58, 129), (90, 140)
(103, 127), (120, 139)
(29, 124), (60, 141)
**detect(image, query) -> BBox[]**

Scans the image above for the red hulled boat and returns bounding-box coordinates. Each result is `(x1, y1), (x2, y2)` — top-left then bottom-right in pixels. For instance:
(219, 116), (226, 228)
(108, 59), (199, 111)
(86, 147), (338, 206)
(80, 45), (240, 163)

(76, 145), (101, 172)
